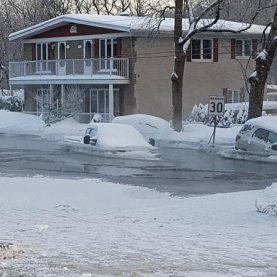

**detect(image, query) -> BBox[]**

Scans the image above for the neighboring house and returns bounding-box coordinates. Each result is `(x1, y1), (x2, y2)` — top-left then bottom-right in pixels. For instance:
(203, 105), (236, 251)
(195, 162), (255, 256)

(9, 14), (265, 122)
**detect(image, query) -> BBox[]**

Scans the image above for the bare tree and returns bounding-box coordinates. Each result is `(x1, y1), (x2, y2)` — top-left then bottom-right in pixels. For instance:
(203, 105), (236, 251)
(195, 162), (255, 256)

(248, 6), (277, 119)
(170, 0), (276, 131)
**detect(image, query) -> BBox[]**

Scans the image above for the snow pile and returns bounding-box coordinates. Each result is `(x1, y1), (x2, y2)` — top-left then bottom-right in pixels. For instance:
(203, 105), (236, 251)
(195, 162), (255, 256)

(0, 110), (45, 134)
(246, 115), (277, 133)
(158, 122), (241, 148)
(255, 182), (277, 217)
(41, 117), (86, 140)
(112, 114), (170, 140)
(1, 176), (277, 276)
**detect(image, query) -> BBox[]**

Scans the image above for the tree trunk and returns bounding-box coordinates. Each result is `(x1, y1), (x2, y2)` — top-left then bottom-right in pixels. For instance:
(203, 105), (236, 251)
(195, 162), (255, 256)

(172, 0), (185, 132)
(248, 6), (277, 119)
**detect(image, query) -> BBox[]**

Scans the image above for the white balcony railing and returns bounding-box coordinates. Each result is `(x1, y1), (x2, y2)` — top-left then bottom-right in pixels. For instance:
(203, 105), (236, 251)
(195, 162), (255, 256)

(9, 58), (129, 79)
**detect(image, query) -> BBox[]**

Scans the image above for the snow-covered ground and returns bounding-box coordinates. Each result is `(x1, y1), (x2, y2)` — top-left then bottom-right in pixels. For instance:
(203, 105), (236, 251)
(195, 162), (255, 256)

(0, 176), (277, 276)
(0, 111), (277, 275)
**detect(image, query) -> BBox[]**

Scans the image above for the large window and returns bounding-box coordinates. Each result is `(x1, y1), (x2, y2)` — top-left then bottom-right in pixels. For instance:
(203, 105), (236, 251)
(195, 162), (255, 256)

(191, 39), (212, 60)
(235, 40), (251, 57)
(36, 43), (49, 71)
(89, 89), (119, 117)
(99, 38), (117, 69)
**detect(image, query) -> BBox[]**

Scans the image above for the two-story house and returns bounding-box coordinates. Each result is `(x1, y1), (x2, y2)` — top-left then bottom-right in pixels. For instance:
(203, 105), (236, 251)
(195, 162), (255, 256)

(9, 14), (264, 122)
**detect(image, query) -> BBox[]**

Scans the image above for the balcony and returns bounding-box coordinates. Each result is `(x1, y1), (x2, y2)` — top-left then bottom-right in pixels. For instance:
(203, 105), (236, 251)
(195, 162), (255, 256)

(9, 58), (130, 85)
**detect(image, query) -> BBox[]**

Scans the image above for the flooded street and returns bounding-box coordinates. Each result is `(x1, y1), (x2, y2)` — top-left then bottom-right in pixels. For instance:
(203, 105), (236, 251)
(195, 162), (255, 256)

(0, 134), (275, 196)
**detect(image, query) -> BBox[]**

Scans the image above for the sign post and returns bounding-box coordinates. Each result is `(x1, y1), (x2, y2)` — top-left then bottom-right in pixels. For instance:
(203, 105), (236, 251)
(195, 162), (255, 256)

(208, 95), (225, 146)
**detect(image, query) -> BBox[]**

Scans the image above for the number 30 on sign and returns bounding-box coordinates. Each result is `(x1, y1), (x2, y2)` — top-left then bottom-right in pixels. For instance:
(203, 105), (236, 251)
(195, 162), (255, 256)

(208, 95), (225, 116)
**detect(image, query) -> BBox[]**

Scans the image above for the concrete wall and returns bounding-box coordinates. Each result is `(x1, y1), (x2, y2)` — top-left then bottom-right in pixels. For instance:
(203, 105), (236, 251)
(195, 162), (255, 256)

(134, 36), (256, 120)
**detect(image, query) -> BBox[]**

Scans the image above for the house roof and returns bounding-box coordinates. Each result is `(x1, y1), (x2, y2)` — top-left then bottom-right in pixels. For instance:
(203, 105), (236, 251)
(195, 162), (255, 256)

(9, 14), (266, 41)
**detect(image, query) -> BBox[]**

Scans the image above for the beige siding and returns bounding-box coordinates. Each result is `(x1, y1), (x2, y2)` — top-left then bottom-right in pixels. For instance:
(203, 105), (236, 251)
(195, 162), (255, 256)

(134, 36), (255, 120)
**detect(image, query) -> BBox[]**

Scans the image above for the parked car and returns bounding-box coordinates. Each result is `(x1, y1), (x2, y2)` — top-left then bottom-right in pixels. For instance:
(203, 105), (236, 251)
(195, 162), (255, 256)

(64, 122), (160, 159)
(112, 114), (170, 144)
(235, 116), (277, 155)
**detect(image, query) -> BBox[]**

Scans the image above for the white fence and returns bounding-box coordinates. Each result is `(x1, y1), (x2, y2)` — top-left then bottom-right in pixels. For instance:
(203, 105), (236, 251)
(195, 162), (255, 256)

(9, 58), (129, 79)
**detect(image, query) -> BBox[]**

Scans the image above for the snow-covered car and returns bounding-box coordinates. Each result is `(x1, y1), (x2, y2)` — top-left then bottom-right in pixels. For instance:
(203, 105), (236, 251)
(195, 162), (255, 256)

(64, 122), (160, 159)
(112, 114), (170, 144)
(235, 116), (277, 155)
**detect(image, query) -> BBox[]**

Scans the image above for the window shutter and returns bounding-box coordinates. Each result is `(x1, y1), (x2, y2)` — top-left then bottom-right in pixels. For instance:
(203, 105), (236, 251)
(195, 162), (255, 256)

(239, 87), (246, 102)
(213, 38), (218, 62)
(231, 39), (236, 59)
(252, 39), (258, 59)
(223, 88), (228, 103)
(186, 42), (192, 62)
(94, 39), (99, 58)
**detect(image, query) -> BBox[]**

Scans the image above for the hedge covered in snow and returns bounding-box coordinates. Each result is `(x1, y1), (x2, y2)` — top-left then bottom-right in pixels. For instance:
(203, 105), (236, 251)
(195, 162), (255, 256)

(0, 96), (23, 112)
(189, 103), (248, 127)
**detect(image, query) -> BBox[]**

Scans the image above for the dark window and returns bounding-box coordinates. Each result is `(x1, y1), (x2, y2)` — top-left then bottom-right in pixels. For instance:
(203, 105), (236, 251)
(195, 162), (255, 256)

(253, 128), (269, 142)
(191, 39), (212, 60)
(236, 40), (252, 57)
(191, 40), (201, 59)
(236, 40), (243, 56)
(203, 40), (212, 59)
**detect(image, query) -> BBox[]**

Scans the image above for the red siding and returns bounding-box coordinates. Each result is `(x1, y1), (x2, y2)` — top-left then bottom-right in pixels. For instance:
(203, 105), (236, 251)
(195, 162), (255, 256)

(31, 24), (123, 39)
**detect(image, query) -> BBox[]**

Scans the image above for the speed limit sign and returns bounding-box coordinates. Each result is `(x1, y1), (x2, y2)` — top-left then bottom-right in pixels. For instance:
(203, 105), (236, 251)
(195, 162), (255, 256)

(208, 95), (225, 116)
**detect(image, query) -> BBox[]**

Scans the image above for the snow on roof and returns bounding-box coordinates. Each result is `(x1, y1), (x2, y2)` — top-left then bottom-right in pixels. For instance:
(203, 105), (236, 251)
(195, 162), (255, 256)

(246, 116), (277, 134)
(9, 13), (265, 41)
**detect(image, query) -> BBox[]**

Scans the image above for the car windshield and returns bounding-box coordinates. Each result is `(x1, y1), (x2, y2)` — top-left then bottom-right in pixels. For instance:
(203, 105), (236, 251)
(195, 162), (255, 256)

(85, 127), (97, 136)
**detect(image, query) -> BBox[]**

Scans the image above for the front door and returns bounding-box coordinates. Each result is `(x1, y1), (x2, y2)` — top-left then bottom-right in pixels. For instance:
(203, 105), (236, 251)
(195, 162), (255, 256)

(58, 42), (66, 76)
(84, 40), (94, 75)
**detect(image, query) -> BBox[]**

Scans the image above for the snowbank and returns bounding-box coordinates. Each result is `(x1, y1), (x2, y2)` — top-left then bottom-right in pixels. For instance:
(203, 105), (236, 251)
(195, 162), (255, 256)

(158, 122), (241, 148)
(256, 182), (277, 217)
(0, 110), (45, 134)
(0, 176), (277, 276)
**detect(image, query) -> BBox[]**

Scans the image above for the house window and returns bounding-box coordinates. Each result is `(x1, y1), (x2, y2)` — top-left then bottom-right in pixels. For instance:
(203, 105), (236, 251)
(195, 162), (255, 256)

(89, 89), (120, 117)
(226, 89), (239, 103)
(236, 40), (251, 57)
(99, 38), (117, 69)
(36, 43), (49, 72)
(191, 39), (212, 60)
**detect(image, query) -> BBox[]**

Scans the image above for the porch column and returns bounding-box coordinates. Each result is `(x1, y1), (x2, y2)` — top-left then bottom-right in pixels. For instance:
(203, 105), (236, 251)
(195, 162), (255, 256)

(108, 83), (114, 121)
(61, 84), (65, 113)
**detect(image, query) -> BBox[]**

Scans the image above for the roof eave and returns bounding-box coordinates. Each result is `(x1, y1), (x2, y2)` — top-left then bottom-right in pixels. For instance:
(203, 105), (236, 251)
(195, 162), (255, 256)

(9, 15), (131, 41)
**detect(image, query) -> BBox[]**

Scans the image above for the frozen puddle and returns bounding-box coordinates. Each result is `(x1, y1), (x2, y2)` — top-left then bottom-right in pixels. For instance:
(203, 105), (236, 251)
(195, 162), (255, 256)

(0, 176), (277, 276)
